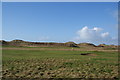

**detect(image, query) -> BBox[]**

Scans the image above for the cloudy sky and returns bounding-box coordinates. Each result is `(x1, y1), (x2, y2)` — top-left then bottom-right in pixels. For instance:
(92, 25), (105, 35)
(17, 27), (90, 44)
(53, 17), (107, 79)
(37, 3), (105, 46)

(2, 2), (118, 45)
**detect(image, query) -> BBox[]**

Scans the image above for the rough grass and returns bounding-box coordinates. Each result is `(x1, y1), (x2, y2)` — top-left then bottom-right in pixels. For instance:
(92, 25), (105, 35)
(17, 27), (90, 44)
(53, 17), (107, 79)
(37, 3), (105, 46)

(2, 45), (81, 49)
(2, 49), (118, 79)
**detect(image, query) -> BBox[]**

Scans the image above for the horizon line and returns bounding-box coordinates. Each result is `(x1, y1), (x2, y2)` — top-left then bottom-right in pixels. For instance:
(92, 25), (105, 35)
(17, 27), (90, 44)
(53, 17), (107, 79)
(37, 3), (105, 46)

(0, 39), (118, 45)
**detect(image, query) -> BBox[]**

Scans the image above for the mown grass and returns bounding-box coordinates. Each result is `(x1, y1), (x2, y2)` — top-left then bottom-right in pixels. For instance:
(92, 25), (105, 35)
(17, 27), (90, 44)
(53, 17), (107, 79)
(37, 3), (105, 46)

(2, 49), (118, 78)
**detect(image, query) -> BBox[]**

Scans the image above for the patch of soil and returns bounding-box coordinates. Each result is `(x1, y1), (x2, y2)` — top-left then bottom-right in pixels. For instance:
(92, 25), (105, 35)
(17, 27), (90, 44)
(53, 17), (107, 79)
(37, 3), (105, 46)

(80, 53), (97, 56)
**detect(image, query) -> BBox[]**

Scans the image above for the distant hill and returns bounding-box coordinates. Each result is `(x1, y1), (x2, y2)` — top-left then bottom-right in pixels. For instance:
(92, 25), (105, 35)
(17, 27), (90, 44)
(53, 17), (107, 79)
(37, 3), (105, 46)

(0, 39), (118, 49)
(77, 43), (96, 47)
(0, 40), (78, 47)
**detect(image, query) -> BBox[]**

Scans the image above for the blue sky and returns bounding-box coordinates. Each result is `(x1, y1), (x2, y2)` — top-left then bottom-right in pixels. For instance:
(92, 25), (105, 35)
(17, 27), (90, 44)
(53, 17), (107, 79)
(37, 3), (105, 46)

(2, 2), (118, 45)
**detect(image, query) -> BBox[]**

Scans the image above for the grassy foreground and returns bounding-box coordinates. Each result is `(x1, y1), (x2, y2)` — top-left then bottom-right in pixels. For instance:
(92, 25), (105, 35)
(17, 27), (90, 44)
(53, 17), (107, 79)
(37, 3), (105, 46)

(2, 49), (118, 79)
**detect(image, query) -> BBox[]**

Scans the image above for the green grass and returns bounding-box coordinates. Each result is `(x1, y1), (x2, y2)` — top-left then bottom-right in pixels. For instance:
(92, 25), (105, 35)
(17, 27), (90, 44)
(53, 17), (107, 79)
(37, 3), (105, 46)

(104, 47), (117, 50)
(2, 49), (118, 78)
(2, 45), (81, 49)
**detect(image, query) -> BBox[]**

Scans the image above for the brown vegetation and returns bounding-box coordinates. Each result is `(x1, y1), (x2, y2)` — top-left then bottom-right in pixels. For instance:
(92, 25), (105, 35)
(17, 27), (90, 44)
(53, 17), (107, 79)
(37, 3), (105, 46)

(0, 39), (118, 50)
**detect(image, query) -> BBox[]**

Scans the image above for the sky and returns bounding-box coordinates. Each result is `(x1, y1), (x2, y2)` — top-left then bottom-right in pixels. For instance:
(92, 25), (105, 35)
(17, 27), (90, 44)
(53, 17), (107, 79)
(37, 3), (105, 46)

(2, 2), (118, 45)
(1, 0), (120, 2)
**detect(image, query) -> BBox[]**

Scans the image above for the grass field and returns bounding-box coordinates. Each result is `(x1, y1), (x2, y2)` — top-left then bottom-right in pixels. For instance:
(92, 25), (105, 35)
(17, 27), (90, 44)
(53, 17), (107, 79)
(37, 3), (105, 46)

(2, 47), (118, 79)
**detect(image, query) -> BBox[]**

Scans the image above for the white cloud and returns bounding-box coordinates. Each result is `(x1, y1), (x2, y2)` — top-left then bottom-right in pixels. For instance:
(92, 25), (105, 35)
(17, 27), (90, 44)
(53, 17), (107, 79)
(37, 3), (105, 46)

(92, 27), (102, 32)
(73, 26), (118, 45)
(101, 32), (109, 38)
